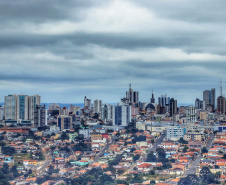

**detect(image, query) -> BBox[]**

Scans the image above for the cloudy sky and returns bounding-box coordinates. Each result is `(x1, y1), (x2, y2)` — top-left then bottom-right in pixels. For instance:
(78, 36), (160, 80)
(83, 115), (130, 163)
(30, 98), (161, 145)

(0, 0), (225, 104)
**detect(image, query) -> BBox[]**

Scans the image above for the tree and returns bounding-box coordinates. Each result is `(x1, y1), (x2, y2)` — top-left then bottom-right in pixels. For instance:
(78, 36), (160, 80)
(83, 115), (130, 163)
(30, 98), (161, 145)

(146, 152), (157, 162)
(178, 174), (199, 185)
(223, 154), (226, 159)
(183, 146), (189, 153)
(99, 174), (113, 184)
(28, 169), (32, 175)
(133, 154), (140, 162)
(201, 147), (208, 154)
(2, 146), (16, 155)
(156, 148), (166, 160)
(179, 137), (188, 144)
(149, 170), (155, 175)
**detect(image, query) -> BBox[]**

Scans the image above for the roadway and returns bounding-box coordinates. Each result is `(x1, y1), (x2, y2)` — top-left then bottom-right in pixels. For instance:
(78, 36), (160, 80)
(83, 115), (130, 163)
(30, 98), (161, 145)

(91, 136), (117, 164)
(184, 133), (214, 176)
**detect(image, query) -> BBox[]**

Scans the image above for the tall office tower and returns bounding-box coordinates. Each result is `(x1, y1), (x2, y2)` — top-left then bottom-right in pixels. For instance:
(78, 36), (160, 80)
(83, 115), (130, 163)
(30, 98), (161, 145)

(28, 95), (41, 120)
(186, 105), (197, 123)
(195, 98), (203, 109)
(203, 90), (210, 109)
(217, 81), (225, 114)
(217, 96), (225, 114)
(203, 88), (215, 110)
(17, 95), (29, 120)
(84, 96), (91, 109)
(5, 94), (18, 120)
(158, 94), (170, 107)
(0, 106), (4, 121)
(126, 84), (139, 105)
(57, 115), (72, 130)
(170, 98), (177, 117)
(113, 103), (131, 126)
(211, 88), (216, 110)
(94, 99), (102, 113)
(34, 105), (47, 128)
(150, 90), (155, 103)
(101, 104), (115, 121)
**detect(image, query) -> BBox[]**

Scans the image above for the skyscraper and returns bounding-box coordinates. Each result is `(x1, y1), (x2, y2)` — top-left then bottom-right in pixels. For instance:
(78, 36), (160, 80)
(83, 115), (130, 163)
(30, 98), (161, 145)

(17, 95), (29, 120)
(34, 105), (47, 128)
(94, 99), (102, 113)
(217, 96), (225, 114)
(5, 94), (41, 121)
(101, 104), (114, 122)
(170, 98), (177, 117)
(126, 84), (139, 105)
(203, 88), (215, 110)
(211, 88), (216, 110)
(195, 98), (203, 109)
(4, 94), (17, 120)
(113, 103), (131, 126)
(84, 96), (91, 109)
(28, 95), (41, 120)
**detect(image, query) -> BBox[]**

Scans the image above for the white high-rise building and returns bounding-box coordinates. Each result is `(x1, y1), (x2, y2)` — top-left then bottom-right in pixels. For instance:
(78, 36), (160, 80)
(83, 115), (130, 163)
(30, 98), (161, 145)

(0, 106), (5, 121)
(5, 94), (17, 120)
(84, 96), (91, 109)
(113, 103), (131, 126)
(5, 94), (41, 121)
(126, 84), (139, 105)
(94, 99), (102, 113)
(101, 104), (114, 121)
(186, 105), (197, 123)
(28, 95), (41, 120)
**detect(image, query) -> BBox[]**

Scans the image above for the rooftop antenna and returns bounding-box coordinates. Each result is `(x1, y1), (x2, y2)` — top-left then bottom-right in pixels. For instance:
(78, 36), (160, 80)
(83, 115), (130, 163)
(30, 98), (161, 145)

(129, 83), (131, 90)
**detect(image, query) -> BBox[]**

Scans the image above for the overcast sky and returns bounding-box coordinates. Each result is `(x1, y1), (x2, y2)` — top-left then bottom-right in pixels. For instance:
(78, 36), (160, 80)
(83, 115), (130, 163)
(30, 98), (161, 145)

(0, 0), (225, 104)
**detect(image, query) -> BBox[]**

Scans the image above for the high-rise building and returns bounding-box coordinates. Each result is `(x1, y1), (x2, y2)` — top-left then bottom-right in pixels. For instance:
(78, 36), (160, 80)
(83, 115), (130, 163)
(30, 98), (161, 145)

(151, 90), (155, 103)
(170, 98), (177, 117)
(101, 104), (114, 122)
(211, 88), (216, 110)
(158, 94), (170, 112)
(28, 95), (41, 120)
(195, 98), (203, 109)
(203, 88), (215, 110)
(34, 105), (47, 128)
(186, 105), (196, 123)
(57, 115), (72, 130)
(126, 84), (139, 105)
(17, 95), (29, 120)
(217, 96), (225, 114)
(94, 99), (102, 113)
(5, 94), (41, 121)
(5, 94), (17, 120)
(113, 103), (131, 126)
(84, 96), (91, 109)
(0, 106), (4, 121)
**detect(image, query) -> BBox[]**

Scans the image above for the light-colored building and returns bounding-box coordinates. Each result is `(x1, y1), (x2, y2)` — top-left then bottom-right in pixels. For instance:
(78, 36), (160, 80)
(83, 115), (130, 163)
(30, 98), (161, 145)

(183, 133), (204, 141)
(57, 115), (72, 130)
(94, 99), (102, 113)
(113, 103), (131, 126)
(84, 96), (91, 109)
(186, 105), (196, 123)
(166, 126), (187, 141)
(5, 94), (41, 122)
(101, 104), (114, 122)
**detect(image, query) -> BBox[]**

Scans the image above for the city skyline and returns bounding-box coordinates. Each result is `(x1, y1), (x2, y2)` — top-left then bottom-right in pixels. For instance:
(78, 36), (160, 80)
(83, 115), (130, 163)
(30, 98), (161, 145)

(0, 0), (226, 103)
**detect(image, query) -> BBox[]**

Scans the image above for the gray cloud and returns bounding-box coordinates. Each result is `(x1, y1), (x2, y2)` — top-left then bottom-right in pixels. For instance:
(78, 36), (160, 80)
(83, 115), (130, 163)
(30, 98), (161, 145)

(0, 0), (225, 104)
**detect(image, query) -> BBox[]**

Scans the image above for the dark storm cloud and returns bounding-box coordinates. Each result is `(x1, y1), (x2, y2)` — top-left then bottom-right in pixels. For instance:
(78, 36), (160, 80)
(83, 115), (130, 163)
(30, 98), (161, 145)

(0, 0), (99, 23)
(0, 0), (226, 103)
